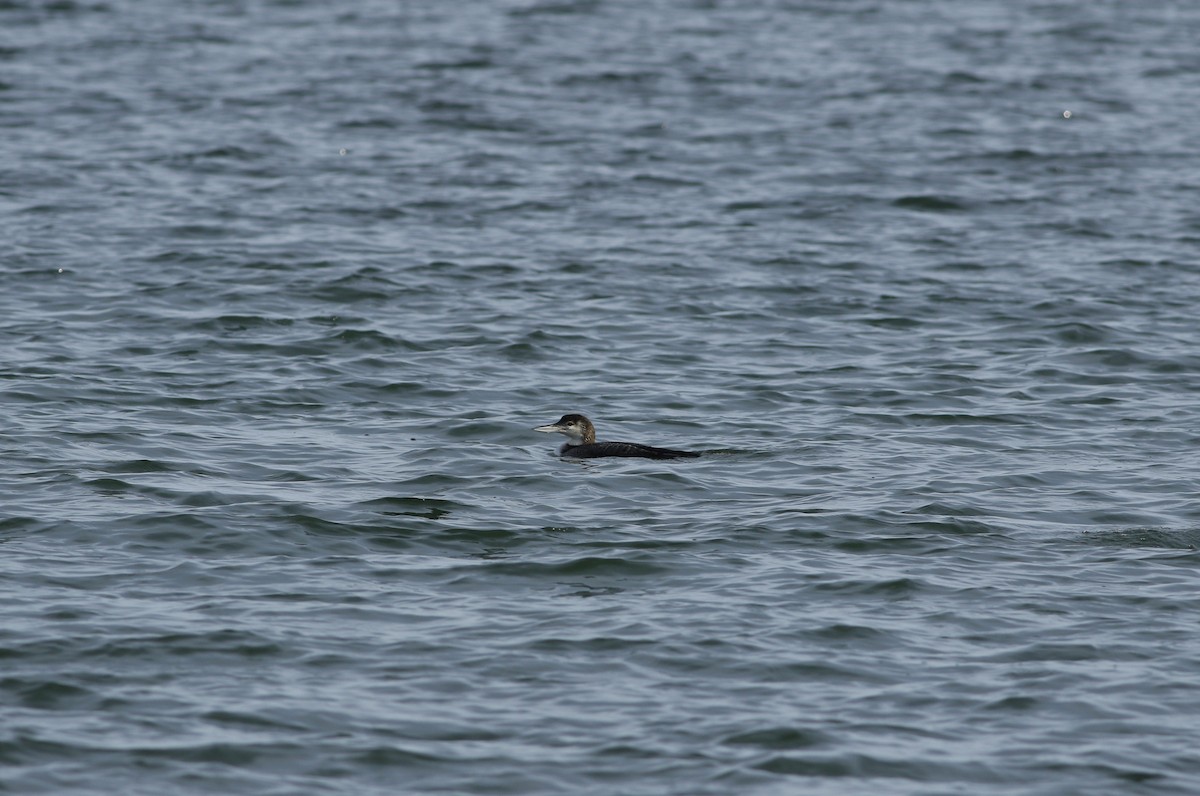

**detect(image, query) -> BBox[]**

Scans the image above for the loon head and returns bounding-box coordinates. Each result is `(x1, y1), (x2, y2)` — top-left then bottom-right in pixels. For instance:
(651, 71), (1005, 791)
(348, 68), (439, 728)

(533, 413), (596, 446)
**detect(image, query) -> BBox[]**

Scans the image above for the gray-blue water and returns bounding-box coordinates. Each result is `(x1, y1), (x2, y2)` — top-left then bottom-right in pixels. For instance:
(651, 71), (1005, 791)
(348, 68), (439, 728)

(3, 1), (1199, 793)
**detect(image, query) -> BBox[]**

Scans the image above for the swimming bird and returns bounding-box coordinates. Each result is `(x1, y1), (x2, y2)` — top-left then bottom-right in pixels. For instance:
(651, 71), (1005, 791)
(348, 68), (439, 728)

(533, 414), (701, 460)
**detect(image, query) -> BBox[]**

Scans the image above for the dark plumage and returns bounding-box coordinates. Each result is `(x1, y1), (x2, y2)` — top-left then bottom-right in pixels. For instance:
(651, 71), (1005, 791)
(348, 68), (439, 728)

(533, 414), (701, 460)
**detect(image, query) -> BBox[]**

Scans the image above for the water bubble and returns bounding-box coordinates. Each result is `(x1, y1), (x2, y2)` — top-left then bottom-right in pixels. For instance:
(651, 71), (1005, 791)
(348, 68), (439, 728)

(1062, 110), (1072, 119)
(339, 148), (348, 155)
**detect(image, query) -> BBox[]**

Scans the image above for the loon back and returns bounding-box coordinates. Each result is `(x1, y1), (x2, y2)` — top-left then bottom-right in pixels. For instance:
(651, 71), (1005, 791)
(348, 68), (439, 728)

(562, 441), (701, 460)
(533, 414), (700, 460)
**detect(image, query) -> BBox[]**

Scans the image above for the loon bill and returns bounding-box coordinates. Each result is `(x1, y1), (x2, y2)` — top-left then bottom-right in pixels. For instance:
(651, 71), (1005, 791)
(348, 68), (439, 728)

(533, 413), (701, 460)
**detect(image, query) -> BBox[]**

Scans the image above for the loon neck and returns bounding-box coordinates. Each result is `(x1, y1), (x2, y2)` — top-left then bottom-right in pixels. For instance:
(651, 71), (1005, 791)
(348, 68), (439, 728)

(574, 422), (596, 445)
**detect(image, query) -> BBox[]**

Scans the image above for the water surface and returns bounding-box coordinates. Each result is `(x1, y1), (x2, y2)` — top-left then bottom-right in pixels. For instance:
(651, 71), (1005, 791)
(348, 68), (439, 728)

(3, 1), (1199, 793)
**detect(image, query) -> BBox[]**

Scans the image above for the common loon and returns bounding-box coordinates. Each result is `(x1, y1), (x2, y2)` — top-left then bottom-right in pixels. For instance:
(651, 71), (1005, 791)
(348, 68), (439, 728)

(533, 414), (701, 460)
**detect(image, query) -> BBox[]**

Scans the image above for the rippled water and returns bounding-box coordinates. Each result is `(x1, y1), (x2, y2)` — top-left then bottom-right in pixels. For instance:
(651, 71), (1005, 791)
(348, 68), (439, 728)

(3, 0), (1200, 793)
